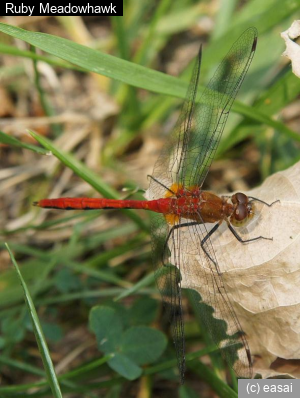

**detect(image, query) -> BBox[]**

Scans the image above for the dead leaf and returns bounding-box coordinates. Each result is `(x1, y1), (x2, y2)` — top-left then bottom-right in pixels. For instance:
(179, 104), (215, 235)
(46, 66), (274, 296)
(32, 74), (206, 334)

(281, 21), (300, 78)
(146, 161), (300, 378)
(219, 161), (300, 378)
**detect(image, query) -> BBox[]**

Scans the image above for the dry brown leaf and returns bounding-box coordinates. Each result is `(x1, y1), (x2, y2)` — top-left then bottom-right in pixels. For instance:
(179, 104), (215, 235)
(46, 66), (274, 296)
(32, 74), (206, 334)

(146, 161), (300, 378)
(214, 161), (300, 378)
(281, 21), (300, 78)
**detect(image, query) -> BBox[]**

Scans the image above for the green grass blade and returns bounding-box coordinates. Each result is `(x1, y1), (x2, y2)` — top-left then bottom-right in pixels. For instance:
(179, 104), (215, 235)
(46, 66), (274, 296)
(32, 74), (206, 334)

(114, 271), (156, 301)
(36, 288), (154, 306)
(1, 211), (103, 235)
(255, 70), (300, 115)
(28, 129), (147, 231)
(0, 356), (45, 377)
(0, 42), (85, 71)
(111, 16), (130, 60)
(233, 101), (300, 142)
(156, 3), (204, 35)
(219, 70), (300, 155)
(133, 0), (172, 65)
(32, 46), (61, 136)
(144, 346), (218, 376)
(28, 130), (116, 198)
(0, 356), (92, 392)
(0, 63), (25, 79)
(0, 131), (50, 155)
(60, 355), (113, 380)
(212, 0), (238, 39)
(0, 22), (297, 139)
(0, 22), (188, 97)
(187, 360), (238, 398)
(5, 243), (63, 398)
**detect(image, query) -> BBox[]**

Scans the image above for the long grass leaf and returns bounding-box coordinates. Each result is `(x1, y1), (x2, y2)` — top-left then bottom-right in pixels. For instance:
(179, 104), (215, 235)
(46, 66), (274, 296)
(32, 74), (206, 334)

(0, 131), (50, 155)
(0, 23), (297, 139)
(5, 243), (63, 398)
(28, 130), (147, 231)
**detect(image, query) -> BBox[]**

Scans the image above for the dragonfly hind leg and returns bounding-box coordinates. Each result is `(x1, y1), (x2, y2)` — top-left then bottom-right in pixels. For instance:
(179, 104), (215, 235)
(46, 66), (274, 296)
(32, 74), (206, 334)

(162, 222), (200, 267)
(200, 222), (223, 275)
(163, 221), (223, 276)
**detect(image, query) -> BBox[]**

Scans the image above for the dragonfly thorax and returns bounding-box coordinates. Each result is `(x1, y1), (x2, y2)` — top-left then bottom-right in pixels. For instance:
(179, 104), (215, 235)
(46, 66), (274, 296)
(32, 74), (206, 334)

(160, 185), (254, 227)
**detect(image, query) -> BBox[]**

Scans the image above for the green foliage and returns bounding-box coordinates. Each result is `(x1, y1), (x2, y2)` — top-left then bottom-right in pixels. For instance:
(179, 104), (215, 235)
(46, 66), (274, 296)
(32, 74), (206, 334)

(179, 384), (201, 398)
(127, 296), (158, 325)
(54, 268), (82, 293)
(1, 0), (300, 396)
(5, 244), (63, 398)
(0, 130), (49, 155)
(0, 23), (297, 143)
(89, 306), (167, 379)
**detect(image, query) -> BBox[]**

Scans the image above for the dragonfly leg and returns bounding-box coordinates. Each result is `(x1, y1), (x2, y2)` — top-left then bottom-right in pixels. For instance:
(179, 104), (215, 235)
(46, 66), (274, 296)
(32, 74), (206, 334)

(248, 197), (280, 207)
(163, 221), (223, 274)
(162, 222), (199, 266)
(200, 222), (222, 274)
(147, 175), (176, 196)
(227, 222), (273, 243)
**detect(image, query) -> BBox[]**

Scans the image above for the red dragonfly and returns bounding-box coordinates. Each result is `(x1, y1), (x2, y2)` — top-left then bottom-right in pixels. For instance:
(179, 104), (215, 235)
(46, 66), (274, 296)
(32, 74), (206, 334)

(34, 28), (276, 382)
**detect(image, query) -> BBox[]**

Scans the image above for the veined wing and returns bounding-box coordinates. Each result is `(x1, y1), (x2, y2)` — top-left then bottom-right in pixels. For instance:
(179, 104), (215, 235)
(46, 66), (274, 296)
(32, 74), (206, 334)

(148, 29), (256, 381)
(150, 211), (186, 382)
(172, 215), (252, 378)
(147, 36), (204, 382)
(150, 209), (252, 380)
(148, 39), (203, 199)
(182, 27), (257, 188)
(149, 27), (257, 197)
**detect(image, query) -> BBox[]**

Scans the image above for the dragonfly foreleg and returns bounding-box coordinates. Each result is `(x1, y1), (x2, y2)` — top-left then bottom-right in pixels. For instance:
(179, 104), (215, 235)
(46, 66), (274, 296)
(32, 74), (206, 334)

(147, 175), (176, 196)
(248, 197), (280, 207)
(227, 222), (273, 243)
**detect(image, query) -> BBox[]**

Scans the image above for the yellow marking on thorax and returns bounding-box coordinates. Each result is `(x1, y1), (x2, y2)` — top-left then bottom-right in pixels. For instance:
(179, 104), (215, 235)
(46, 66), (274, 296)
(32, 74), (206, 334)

(164, 183), (183, 198)
(164, 183), (198, 198)
(164, 184), (182, 224)
(163, 183), (199, 225)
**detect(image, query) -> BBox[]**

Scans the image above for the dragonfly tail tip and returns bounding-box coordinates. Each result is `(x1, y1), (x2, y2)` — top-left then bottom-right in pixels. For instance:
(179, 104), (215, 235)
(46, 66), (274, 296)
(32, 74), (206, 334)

(32, 201), (39, 207)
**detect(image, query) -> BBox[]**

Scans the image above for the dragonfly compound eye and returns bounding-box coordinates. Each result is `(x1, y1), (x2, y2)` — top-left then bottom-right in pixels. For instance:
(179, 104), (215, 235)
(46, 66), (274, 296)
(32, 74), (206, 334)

(234, 192), (248, 204)
(235, 204), (247, 221)
(230, 204), (249, 226)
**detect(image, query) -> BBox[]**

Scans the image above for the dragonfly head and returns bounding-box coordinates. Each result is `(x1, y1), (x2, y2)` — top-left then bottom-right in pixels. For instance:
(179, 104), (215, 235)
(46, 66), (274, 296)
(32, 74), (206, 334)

(230, 192), (255, 227)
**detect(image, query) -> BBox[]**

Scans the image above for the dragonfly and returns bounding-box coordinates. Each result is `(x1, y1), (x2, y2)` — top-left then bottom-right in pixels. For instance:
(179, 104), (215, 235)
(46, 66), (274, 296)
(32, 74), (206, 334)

(34, 27), (276, 382)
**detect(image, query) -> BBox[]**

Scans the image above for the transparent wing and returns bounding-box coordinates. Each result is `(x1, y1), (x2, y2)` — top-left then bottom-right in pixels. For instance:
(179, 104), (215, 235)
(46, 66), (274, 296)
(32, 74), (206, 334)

(172, 217), (252, 378)
(150, 212), (186, 382)
(184, 28), (257, 187)
(148, 29), (256, 380)
(151, 211), (252, 379)
(149, 39), (203, 199)
(149, 27), (257, 196)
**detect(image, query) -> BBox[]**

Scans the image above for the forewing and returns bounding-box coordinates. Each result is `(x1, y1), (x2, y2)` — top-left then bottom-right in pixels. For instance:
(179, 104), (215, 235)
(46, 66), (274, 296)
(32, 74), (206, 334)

(148, 29), (256, 380)
(183, 27), (257, 187)
(148, 50), (202, 368)
(149, 43), (202, 199)
(148, 27), (257, 196)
